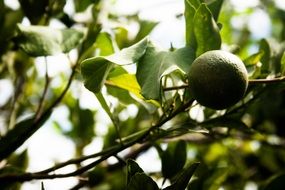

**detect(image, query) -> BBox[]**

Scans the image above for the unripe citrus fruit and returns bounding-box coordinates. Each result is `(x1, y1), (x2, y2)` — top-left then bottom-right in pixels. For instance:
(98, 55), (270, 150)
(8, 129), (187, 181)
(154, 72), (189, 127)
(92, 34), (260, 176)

(188, 50), (248, 110)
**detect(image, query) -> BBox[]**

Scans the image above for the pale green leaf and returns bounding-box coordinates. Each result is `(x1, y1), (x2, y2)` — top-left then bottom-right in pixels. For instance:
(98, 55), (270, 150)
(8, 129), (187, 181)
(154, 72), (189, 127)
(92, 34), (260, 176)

(16, 24), (84, 56)
(194, 3), (221, 56)
(244, 51), (264, 66)
(81, 37), (149, 93)
(106, 74), (143, 99)
(136, 43), (195, 101)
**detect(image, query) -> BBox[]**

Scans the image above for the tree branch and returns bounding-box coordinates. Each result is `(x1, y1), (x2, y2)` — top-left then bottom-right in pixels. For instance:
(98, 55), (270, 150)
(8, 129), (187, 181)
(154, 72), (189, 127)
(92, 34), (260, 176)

(0, 99), (194, 182)
(249, 76), (285, 85)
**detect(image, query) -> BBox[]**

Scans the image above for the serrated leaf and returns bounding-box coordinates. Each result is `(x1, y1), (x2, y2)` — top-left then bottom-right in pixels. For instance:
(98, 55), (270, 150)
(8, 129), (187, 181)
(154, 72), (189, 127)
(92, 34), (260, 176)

(163, 162), (200, 190)
(160, 140), (187, 179)
(15, 24), (84, 56)
(194, 3), (221, 56)
(81, 37), (149, 93)
(263, 173), (285, 190)
(127, 173), (159, 190)
(127, 159), (144, 184)
(136, 44), (195, 101)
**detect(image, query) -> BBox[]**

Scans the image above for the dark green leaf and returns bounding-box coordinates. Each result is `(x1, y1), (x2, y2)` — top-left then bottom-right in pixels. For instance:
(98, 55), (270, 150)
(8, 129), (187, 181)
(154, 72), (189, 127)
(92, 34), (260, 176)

(263, 173), (285, 190)
(163, 162), (200, 190)
(207, 0), (224, 21)
(81, 37), (149, 93)
(160, 140), (187, 179)
(127, 159), (144, 184)
(184, 0), (198, 48)
(68, 102), (95, 146)
(259, 39), (271, 74)
(88, 167), (106, 186)
(8, 149), (29, 171)
(281, 51), (285, 76)
(74, 0), (99, 12)
(0, 9), (23, 55)
(19, 0), (48, 24)
(15, 24), (84, 56)
(0, 166), (24, 190)
(194, 3), (221, 56)
(127, 173), (159, 190)
(203, 167), (228, 190)
(136, 44), (195, 101)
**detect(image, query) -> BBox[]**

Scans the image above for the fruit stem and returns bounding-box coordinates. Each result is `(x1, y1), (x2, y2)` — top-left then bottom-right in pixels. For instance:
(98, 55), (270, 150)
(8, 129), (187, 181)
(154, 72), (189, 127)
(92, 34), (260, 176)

(163, 84), (189, 91)
(249, 76), (285, 85)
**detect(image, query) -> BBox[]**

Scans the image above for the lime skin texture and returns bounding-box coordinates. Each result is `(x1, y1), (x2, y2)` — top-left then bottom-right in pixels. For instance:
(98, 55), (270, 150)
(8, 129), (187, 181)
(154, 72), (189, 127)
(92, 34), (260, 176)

(188, 50), (248, 110)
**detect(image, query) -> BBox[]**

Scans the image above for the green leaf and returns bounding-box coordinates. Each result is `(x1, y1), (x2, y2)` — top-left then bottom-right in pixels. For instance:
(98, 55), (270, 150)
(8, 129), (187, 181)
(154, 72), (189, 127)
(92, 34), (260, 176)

(134, 20), (159, 43)
(68, 102), (95, 146)
(127, 159), (145, 184)
(127, 173), (159, 190)
(163, 162), (200, 190)
(159, 140), (187, 179)
(207, 0), (224, 21)
(280, 51), (285, 76)
(184, 0), (198, 48)
(194, 3), (221, 56)
(107, 73), (143, 99)
(136, 44), (195, 101)
(88, 167), (106, 186)
(15, 24), (84, 56)
(244, 51), (264, 66)
(95, 32), (116, 56)
(203, 168), (228, 190)
(0, 110), (52, 161)
(18, 0), (48, 24)
(74, 0), (99, 12)
(8, 149), (29, 171)
(259, 39), (271, 74)
(81, 37), (149, 93)
(0, 166), (24, 190)
(263, 173), (285, 190)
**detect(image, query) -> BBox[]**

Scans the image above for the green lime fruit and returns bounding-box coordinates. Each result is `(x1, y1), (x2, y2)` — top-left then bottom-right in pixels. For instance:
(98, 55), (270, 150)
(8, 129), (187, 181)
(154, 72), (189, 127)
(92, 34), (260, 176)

(188, 50), (248, 110)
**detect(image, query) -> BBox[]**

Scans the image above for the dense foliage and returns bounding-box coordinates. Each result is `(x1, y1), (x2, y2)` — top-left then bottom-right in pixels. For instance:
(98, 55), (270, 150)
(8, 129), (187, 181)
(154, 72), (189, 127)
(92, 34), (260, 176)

(1, 0), (285, 189)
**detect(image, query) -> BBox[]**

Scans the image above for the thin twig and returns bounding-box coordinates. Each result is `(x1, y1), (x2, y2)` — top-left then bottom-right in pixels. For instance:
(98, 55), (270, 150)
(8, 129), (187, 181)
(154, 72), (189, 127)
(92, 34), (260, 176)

(162, 76), (285, 92)
(163, 84), (188, 91)
(248, 76), (285, 85)
(35, 57), (50, 120)
(35, 144), (120, 174)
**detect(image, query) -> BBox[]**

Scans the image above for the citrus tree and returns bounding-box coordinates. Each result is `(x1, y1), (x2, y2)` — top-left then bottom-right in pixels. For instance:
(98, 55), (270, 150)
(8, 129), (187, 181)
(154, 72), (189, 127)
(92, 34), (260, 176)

(1, 0), (285, 189)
